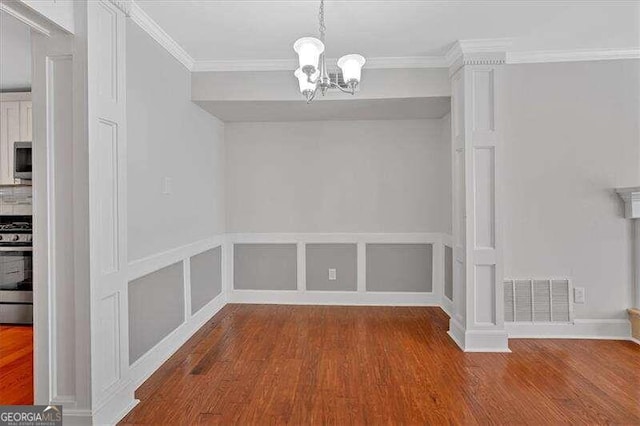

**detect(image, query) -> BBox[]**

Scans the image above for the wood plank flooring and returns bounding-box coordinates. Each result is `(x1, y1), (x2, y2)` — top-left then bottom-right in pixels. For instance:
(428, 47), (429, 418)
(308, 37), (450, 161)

(0, 325), (33, 405)
(121, 305), (640, 425)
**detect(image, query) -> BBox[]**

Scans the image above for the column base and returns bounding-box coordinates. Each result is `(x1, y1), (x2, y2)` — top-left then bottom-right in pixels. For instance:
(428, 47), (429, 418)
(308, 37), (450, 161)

(448, 317), (511, 352)
(629, 308), (640, 343)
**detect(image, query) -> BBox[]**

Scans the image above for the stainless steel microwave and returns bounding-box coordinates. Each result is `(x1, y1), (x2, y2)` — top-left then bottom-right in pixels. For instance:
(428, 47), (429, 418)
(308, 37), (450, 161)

(14, 141), (32, 180)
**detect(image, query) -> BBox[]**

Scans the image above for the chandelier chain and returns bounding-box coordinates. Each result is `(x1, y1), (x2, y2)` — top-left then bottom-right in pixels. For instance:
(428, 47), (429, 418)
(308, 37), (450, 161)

(318, 0), (326, 42)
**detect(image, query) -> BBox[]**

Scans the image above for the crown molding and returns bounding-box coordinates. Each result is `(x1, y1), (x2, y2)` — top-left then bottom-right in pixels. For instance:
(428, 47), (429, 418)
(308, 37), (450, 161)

(191, 56), (447, 72)
(192, 58), (296, 72)
(107, 0), (132, 16)
(445, 38), (513, 70)
(124, 4), (639, 74)
(507, 48), (640, 64)
(129, 1), (195, 70)
(0, 2), (52, 36)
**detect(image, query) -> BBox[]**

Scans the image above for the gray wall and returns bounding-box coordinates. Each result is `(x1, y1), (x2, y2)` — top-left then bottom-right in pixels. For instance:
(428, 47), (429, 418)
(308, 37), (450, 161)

(503, 60), (640, 319)
(129, 262), (184, 363)
(0, 13), (31, 91)
(127, 21), (226, 262)
(190, 246), (222, 314)
(366, 244), (433, 292)
(225, 119), (451, 233)
(234, 244), (297, 290)
(306, 244), (357, 292)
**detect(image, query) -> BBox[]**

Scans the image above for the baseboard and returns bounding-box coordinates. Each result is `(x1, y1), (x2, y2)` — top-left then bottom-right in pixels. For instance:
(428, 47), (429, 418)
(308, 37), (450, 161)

(229, 289), (441, 306)
(91, 382), (137, 426)
(630, 337), (640, 345)
(440, 296), (454, 317)
(506, 318), (632, 340)
(62, 409), (93, 426)
(129, 292), (227, 389)
(447, 316), (510, 352)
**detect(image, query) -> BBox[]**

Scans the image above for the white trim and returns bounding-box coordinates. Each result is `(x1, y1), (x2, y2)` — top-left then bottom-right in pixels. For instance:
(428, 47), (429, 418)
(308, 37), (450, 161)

(227, 232), (444, 244)
(228, 232), (447, 305)
(630, 337), (640, 345)
(191, 56), (447, 72)
(229, 289), (440, 306)
(123, 7), (640, 73)
(128, 235), (225, 281)
(129, 1), (195, 70)
(61, 409), (94, 426)
(0, 2), (53, 36)
(616, 186), (640, 219)
(445, 38), (513, 66)
(506, 318), (632, 340)
(507, 48), (640, 64)
(447, 317), (511, 352)
(441, 295), (454, 317)
(0, 92), (32, 102)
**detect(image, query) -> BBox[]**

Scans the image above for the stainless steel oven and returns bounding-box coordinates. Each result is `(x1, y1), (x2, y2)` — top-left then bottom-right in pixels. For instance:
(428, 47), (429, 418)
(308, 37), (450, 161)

(0, 216), (32, 324)
(14, 141), (32, 181)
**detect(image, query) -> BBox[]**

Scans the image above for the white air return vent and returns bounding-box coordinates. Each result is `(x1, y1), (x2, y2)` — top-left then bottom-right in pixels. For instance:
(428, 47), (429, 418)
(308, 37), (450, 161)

(504, 279), (572, 323)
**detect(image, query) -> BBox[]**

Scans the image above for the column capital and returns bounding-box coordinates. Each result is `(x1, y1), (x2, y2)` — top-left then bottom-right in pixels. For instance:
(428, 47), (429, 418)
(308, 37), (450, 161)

(446, 39), (512, 76)
(616, 187), (640, 219)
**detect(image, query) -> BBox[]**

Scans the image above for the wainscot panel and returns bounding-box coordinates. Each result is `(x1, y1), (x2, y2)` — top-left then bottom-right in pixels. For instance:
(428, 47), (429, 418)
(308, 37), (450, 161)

(128, 262), (184, 363)
(190, 246), (222, 314)
(306, 243), (357, 292)
(234, 243), (297, 290)
(366, 243), (433, 292)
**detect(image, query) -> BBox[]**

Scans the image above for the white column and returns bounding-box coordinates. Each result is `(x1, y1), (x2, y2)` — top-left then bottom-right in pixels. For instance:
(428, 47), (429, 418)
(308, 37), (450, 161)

(87, 0), (135, 422)
(447, 41), (511, 352)
(616, 187), (640, 309)
(635, 220), (640, 309)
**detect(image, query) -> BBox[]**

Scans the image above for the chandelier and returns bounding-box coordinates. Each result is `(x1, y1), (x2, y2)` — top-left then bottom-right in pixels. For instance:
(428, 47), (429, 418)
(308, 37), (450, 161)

(293, 0), (366, 103)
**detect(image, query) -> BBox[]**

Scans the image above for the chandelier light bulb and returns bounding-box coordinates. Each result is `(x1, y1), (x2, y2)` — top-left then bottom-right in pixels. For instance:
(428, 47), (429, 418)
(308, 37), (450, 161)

(337, 54), (366, 85)
(293, 37), (325, 75)
(294, 68), (319, 95)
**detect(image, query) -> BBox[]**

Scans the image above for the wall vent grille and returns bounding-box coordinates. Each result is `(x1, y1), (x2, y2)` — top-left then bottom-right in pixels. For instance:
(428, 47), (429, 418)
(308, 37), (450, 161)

(504, 279), (572, 323)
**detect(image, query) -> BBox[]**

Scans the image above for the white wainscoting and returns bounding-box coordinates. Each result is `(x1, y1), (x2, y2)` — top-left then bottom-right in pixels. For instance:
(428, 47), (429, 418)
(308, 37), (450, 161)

(226, 233), (451, 307)
(101, 235), (227, 425)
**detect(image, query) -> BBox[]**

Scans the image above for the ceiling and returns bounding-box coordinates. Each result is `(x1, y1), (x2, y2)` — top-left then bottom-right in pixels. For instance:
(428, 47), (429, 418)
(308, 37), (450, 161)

(135, 0), (640, 63)
(196, 97), (451, 122)
(0, 13), (31, 91)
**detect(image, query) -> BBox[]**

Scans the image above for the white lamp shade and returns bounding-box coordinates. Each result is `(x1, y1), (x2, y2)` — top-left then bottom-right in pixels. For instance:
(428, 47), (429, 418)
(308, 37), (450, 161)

(294, 68), (318, 94)
(293, 37), (325, 72)
(337, 54), (366, 84)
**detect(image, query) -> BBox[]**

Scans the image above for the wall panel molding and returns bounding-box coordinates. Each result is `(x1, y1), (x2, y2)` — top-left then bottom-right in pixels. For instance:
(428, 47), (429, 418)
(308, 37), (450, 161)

(227, 232), (450, 306)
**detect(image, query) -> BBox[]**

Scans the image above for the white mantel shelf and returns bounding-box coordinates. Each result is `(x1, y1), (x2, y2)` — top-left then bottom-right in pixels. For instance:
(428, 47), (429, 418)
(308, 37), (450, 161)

(616, 187), (640, 219)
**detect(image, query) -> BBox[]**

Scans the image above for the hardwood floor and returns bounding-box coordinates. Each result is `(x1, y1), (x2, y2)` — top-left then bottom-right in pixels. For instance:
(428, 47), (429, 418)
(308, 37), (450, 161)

(121, 305), (640, 425)
(0, 324), (33, 405)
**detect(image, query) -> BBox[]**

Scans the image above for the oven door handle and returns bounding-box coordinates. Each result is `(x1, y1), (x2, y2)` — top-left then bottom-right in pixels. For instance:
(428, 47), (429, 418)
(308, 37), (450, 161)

(0, 247), (33, 252)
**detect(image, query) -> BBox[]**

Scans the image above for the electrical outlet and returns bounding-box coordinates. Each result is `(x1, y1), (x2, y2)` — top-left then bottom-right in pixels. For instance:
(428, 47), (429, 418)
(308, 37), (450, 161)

(328, 268), (337, 281)
(574, 287), (585, 304)
(162, 177), (172, 195)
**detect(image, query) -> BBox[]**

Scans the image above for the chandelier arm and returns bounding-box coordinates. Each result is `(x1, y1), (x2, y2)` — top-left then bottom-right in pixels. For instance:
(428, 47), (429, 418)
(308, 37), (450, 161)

(330, 82), (356, 95)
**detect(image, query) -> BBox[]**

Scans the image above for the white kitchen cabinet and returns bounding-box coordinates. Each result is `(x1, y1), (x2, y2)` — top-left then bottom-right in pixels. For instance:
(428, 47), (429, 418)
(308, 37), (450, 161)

(0, 93), (32, 185)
